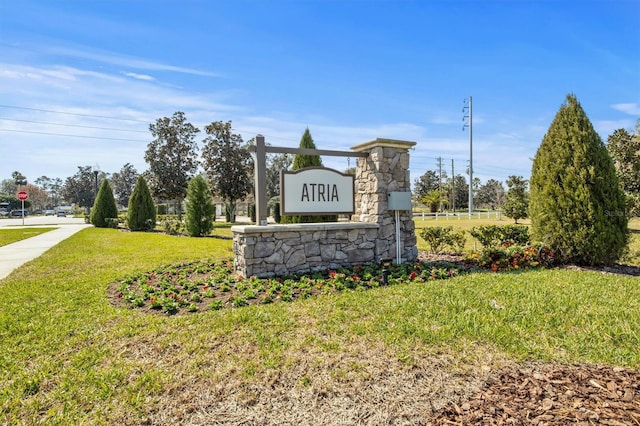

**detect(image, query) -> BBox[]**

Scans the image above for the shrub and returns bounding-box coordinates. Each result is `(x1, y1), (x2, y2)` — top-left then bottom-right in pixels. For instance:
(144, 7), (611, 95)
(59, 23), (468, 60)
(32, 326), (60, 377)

(249, 203), (256, 223)
(162, 218), (184, 235)
(420, 226), (466, 254)
(466, 244), (557, 272)
(105, 218), (119, 229)
(127, 176), (157, 231)
(448, 230), (466, 254)
(90, 179), (118, 228)
(529, 94), (628, 265)
(469, 225), (529, 248)
(185, 175), (215, 237)
(273, 202), (282, 224)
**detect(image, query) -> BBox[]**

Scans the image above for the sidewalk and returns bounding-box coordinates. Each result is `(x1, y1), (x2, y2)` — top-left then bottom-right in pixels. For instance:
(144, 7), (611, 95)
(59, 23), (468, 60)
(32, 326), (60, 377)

(0, 224), (91, 280)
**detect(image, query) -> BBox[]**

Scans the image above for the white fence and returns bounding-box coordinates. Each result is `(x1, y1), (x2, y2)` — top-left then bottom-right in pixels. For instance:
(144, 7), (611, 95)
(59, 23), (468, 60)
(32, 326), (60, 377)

(413, 211), (503, 220)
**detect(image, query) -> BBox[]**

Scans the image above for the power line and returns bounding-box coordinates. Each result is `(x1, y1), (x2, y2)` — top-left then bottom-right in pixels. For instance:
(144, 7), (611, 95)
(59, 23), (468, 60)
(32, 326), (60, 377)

(0, 128), (148, 142)
(0, 117), (148, 133)
(0, 104), (151, 123)
(0, 104), (303, 146)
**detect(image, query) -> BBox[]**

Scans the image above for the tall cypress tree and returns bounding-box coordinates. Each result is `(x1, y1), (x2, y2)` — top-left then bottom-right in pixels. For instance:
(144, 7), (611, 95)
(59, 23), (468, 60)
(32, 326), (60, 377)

(529, 94), (628, 265)
(286, 128), (337, 223)
(127, 176), (156, 231)
(90, 179), (118, 228)
(293, 128), (323, 170)
(185, 175), (215, 237)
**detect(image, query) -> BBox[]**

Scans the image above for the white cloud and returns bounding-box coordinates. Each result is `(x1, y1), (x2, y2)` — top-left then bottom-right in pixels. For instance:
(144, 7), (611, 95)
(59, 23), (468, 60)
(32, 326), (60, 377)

(122, 71), (155, 81)
(611, 102), (640, 115)
(594, 119), (635, 136)
(46, 46), (221, 78)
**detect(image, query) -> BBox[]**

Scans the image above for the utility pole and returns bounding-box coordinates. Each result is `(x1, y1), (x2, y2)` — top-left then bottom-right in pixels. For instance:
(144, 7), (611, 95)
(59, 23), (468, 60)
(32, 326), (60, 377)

(463, 96), (473, 217)
(437, 156), (443, 191)
(451, 159), (455, 212)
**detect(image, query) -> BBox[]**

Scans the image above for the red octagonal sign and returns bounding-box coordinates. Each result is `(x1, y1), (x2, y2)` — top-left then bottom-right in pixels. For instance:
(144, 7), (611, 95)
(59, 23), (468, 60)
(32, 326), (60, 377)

(17, 191), (28, 201)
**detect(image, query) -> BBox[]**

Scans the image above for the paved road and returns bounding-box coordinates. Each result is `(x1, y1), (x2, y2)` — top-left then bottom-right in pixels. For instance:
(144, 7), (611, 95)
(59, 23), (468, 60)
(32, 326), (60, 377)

(0, 216), (91, 280)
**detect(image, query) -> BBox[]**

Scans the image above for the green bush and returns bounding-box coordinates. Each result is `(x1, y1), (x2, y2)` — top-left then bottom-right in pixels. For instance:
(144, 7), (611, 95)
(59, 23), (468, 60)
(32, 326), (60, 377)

(162, 218), (184, 235)
(185, 175), (215, 237)
(466, 244), (557, 272)
(273, 202), (282, 224)
(90, 179), (118, 228)
(448, 230), (466, 254)
(127, 176), (157, 231)
(469, 225), (529, 248)
(105, 218), (119, 229)
(249, 203), (256, 223)
(419, 226), (466, 254)
(529, 94), (628, 265)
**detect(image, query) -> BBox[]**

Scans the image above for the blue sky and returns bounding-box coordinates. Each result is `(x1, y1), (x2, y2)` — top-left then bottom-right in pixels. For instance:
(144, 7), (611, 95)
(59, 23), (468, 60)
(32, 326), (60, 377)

(1, 0), (638, 188)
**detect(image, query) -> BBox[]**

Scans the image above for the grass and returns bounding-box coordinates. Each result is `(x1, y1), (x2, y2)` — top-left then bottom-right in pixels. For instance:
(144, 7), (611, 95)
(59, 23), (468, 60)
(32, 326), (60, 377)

(1, 224), (639, 423)
(0, 227), (56, 247)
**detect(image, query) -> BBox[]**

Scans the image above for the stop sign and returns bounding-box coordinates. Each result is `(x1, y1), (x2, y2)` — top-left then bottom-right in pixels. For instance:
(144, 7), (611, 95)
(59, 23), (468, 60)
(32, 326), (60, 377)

(17, 191), (28, 201)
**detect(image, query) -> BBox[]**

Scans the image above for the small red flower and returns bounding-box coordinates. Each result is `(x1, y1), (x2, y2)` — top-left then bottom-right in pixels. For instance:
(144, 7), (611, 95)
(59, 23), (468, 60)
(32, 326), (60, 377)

(409, 271), (417, 280)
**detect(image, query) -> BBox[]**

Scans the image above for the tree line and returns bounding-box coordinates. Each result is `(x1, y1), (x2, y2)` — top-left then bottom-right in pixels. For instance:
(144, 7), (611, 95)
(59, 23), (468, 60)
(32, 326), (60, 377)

(1, 112), (297, 221)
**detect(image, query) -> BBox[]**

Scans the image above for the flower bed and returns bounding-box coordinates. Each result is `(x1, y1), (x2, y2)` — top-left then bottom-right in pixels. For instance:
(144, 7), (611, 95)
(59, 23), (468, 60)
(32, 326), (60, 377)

(465, 244), (557, 272)
(110, 259), (469, 315)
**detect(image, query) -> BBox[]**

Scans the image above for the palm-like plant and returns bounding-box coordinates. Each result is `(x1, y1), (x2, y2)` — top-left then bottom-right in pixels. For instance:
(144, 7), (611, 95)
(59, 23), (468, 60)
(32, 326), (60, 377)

(420, 189), (449, 213)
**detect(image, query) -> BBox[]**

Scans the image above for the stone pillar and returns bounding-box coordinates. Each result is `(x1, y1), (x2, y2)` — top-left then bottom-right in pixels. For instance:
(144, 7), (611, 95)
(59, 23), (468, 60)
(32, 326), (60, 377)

(351, 138), (418, 263)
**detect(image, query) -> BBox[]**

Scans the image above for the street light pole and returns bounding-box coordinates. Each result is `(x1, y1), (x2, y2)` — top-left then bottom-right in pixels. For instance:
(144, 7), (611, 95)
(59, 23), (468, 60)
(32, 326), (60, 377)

(463, 96), (473, 218)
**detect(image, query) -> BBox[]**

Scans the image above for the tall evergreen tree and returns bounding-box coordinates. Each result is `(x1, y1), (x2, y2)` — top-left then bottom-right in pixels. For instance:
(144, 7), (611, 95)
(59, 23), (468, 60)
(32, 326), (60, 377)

(293, 128), (322, 169)
(286, 128), (337, 223)
(185, 175), (215, 237)
(90, 179), (118, 228)
(529, 94), (628, 265)
(127, 176), (157, 231)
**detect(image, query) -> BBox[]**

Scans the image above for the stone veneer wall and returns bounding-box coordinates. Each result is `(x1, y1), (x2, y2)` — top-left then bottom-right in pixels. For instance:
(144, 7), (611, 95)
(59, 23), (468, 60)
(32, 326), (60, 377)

(232, 223), (379, 278)
(232, 138), (417, 278)
(351, 139), (418, 263)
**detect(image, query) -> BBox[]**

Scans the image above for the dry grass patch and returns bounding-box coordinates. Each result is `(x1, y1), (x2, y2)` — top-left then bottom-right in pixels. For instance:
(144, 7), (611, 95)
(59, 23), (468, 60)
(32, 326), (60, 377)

(105, 332), (512, 425)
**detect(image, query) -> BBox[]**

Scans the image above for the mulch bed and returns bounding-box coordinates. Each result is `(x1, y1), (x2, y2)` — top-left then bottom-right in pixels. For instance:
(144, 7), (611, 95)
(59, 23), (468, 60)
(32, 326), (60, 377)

(429, 363), (640, 425)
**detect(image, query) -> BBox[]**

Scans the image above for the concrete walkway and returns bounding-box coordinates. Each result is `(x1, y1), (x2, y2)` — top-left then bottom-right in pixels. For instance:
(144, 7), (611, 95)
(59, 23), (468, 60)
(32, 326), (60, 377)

(0, 221), (91, 280)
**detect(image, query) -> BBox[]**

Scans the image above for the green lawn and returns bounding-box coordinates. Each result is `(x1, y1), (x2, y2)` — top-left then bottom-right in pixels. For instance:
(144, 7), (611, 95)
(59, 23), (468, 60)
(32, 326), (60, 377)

(0, 226), (638, 424)
(0, 227), (56, 247)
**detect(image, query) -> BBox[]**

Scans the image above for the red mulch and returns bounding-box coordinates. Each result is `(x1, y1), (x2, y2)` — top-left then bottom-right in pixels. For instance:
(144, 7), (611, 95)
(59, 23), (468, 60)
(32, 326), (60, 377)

(429, 363), (640, 425)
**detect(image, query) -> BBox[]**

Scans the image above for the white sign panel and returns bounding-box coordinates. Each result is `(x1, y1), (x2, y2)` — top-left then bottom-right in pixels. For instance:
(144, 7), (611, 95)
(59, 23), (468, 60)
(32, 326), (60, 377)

(281, 167), (355, 215)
